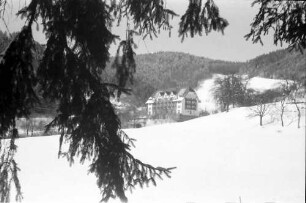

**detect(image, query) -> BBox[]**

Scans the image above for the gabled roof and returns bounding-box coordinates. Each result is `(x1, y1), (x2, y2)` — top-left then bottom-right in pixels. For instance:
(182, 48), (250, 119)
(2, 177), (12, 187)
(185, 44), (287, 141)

(178, 87), (197, 97)
(146, 87), (199, 103)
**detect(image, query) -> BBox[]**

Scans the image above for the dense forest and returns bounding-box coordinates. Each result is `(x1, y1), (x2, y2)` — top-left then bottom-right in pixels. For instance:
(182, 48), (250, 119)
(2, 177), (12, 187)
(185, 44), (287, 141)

(240, 48), (306, 80)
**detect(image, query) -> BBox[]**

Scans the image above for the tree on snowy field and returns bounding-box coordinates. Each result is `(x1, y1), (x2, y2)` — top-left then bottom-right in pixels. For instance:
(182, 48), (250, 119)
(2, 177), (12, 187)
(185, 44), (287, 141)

(278, 95), (287, 127)
(250, 90), (276, 126)
(286, 80), (304, 129)
(213, 75), (245, 112)
(213, 76), (231, 112)
(0, 0), (228, 202)
(277, 80), (292, 127)
(251, 101), (270, 126)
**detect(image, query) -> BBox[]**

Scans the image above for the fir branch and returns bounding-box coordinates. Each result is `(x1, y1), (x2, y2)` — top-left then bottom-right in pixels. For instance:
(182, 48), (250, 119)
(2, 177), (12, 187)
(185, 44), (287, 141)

(179, 0), (228, 41)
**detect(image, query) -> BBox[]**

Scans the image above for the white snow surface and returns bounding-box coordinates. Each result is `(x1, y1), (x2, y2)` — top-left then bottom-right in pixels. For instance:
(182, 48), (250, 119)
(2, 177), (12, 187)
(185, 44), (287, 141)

(9, 104), (305, 203)
(246, 77), (284, 92)
(195, 75), (220, 113)
(195, 75), (286, 113)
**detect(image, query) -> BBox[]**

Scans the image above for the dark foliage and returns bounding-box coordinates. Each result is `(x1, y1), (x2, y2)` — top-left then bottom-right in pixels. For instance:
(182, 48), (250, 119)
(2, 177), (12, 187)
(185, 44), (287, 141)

(1, 0), (229, 201)
(179, 0), (228, 41)
(240, 48), (306, 84)
(112, 30), (137, 99)
(113, 0), (178, 40)
(246, 1), (306, 52)
(0, 25), (38, 137)
(0, 31), (10, 52)
(0, 31), (57, 118)
(0, 129), (22, 202)
(0, 0), (182, 201)
(1, 0), (304, 202)
(213, 75), (246, 112)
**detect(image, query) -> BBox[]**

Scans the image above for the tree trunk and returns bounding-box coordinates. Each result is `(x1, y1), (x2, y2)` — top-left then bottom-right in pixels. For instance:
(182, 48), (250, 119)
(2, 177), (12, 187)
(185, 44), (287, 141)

(294, 102), (301, 128)
(260, 115), (263, 126)
(297, 108), (301, 129)
(280, 110), (284, 127)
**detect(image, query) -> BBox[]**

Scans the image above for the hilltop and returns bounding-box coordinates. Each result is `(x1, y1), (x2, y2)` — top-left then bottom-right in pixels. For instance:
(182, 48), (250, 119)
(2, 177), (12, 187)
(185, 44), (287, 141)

(240, 48), (306, 79)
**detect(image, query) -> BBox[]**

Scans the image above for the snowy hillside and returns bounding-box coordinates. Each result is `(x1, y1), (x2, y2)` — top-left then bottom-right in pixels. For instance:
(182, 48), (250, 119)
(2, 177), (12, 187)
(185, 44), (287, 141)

(195, 74), (221, 113)
(8, 103), (305, 203)
(195, 75), (286, 113)
(246, 77), (285, 92)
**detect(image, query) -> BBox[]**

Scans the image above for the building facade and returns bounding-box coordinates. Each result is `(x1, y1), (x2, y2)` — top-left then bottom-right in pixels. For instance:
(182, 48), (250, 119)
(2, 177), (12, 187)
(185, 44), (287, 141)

(145, 87), (200, 117)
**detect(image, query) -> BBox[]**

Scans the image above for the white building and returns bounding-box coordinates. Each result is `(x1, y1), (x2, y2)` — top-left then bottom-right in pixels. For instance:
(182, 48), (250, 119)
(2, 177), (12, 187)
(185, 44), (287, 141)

(145, 87), (200, 117)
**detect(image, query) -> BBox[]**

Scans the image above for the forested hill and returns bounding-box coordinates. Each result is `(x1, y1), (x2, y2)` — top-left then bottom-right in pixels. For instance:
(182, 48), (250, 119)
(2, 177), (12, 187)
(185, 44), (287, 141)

(121, 52), (244, 104)
(240, 48), (306, 80)
(121, 49), (305, 104)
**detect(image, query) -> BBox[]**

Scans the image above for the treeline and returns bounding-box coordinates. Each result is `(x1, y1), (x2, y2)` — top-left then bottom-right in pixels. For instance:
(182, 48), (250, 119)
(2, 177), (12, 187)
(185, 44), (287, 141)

(240, 48), (306, 80)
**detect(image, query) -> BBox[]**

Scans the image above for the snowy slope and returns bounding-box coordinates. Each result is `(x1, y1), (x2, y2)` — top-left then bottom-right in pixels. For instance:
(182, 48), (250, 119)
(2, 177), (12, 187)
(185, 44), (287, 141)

(195, 75), (220, 113)
(195, 75), (286, 113)
(246, 77), (284, 92)
(9, 104), (305, 203)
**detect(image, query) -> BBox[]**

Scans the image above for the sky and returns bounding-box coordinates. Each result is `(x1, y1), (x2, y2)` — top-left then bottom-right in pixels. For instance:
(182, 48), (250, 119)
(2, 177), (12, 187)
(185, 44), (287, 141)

(0, 0), (286, 62)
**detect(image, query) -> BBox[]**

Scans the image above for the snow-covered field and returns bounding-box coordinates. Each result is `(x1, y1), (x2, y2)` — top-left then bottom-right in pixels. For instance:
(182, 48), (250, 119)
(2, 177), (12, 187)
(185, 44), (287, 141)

(195, 75), (287, 113)
(246, 77), (284, 93)
(7, 102), (305, 203)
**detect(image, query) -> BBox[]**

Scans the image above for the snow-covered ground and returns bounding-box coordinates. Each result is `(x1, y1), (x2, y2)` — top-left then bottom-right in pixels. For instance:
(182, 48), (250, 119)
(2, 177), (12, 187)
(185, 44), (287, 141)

(195, 75), (286, 113)
(246, 77), (284, 92)
(7, 102), (305, 203)
(195, 74), (220, 113)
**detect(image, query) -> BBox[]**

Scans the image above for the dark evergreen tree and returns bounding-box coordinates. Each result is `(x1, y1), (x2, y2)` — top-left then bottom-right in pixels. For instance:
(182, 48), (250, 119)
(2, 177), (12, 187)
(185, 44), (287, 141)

(0, 0), (228, 202)
(1, 0), (304, 201)
(246, 1), (306, 52)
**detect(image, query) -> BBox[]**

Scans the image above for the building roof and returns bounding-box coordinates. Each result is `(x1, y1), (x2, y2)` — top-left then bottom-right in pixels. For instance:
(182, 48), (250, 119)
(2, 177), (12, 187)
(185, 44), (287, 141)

(146, 87), (199, 104)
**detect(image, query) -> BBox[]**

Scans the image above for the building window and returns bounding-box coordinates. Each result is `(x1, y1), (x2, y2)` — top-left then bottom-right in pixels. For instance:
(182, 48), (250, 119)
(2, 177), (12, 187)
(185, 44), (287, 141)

(185, 98), (197, 110)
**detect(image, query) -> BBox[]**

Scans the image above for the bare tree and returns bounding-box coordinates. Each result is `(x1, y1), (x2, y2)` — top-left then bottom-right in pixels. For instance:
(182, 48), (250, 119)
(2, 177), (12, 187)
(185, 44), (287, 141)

(279, 98), (286, 127)
(276, 81), (292, 127)
(251, 101), (270, 126)
(287, 80), (304, 128)
(250, 90), (277, 126)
